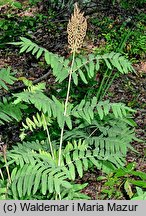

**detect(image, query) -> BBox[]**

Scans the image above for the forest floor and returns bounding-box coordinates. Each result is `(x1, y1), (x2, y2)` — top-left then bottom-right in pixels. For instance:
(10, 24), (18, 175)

(0, 1), (146, 199)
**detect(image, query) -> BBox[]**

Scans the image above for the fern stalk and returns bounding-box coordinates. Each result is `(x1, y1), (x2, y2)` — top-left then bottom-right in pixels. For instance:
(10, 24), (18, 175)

(45, 120), (55, 160)
(58, 51), (76, 166)
(0, 168), (4, 180)
(58, 3), (87, 166)
(3, 149), (11, 184)
(97, 30), (132, 101)
(96, 68), (109, 101)
(101, 71), (117, 100)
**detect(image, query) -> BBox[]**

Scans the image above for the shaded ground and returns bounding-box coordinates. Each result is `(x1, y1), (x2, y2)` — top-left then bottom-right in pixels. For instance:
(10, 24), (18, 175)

(0, 1), (146, 199)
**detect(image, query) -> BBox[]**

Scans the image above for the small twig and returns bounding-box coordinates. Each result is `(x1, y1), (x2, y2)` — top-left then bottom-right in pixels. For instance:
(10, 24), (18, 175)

(32, 69), (52, 84)
(0, 70), (52, 98)
(12, 69), (51, 91)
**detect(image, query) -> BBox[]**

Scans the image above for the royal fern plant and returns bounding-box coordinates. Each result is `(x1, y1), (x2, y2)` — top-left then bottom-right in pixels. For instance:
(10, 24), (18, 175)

(0, 3), (138, 200)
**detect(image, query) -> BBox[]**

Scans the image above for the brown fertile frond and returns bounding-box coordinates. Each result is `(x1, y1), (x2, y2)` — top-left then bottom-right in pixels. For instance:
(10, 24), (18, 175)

(67, 2), (87, 53)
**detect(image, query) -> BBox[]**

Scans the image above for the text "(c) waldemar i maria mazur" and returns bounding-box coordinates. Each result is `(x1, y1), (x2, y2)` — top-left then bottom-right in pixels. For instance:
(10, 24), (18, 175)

(19, 202), (138, 212)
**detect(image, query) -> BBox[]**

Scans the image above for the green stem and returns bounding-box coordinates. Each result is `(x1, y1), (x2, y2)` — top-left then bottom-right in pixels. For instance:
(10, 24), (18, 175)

(58, 51), (76, 166)
(45, 124), (54, 160)
(97, 30), (132, 101)
(101, 72), (117, 100)
(0, 169), (4, 180)
(99, 69), (113, 100)
(117, 30), (132, 53)
(3, 153), (11, 184)
(96, 68), (108, 101)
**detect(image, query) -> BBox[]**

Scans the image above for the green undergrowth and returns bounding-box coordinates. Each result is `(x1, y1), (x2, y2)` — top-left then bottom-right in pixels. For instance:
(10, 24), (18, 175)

(0, 0), (13, 6)
(97, 163), (146, 200)
(90, 13), (146, 61)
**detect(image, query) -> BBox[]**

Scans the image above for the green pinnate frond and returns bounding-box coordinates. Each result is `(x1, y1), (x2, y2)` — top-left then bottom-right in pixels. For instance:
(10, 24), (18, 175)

(62, 147), (123, 179)
(13, 85), (74, 129)
(13, 90), (62, 127)
(6, 143), (71, 198)
(9, 37), (134, 86)
(102, 52), (134, 73)
(63, 118), (137, 172)
(7, 147), (93, 198)
(71, 52), (134, 85)
(13, 90), (51, 114)
(60, 140), (127, 178)
(7, 141), (54, 166)
(10, 163), (70, 198)
(71, 97), (135, 123)
(5, 131), (136, 199)
(0, 67), (16, 90)
(9, 37), (43, 57)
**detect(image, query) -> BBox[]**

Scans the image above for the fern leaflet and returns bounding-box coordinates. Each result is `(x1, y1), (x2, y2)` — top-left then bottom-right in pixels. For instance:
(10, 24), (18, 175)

(0, 67), (16, 90)
(0, 97), (27, 125)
